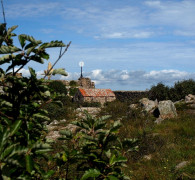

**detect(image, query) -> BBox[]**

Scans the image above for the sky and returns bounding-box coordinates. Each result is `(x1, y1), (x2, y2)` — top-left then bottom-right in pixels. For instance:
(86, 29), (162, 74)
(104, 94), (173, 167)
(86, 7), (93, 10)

(1, 0), (195, 90)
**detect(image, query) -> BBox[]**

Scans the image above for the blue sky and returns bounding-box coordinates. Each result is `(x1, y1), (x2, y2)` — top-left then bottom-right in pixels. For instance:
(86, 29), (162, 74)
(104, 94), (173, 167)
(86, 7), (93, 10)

(2, 0), (195, 90)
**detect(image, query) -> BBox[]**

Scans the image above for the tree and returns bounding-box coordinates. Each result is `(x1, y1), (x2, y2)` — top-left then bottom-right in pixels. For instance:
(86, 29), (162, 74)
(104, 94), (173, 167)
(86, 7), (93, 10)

(0, 23), (70, 179)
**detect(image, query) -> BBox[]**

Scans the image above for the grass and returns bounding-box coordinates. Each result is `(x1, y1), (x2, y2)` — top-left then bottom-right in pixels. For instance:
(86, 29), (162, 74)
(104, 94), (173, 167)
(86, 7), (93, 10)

(42, 97), (195, 179)
(123, 109), (195, 179)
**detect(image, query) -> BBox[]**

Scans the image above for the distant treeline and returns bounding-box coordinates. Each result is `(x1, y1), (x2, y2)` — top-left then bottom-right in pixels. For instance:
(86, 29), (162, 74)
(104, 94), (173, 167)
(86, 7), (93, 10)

(114, 79), (195, 102)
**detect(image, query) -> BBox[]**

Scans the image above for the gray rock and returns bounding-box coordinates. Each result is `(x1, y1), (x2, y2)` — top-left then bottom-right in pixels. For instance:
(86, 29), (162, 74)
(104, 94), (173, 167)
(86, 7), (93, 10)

(175, 161), (189, 170)
(185, 94), (195, 104)
(139, 98), (157, 113)
(129, 104), (138, 110)
(158, 100), (177, 119)
(143, 154), (152, 160)
(154, 117), (164, 124)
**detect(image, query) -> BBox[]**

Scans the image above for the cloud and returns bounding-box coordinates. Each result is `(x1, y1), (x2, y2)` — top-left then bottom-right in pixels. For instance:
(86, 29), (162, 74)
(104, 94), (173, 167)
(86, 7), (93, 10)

(55, 68), (195, 90)
(6, 2), (60, 17)
(6, 0), (195, 38)
(12, 67), (195, 90)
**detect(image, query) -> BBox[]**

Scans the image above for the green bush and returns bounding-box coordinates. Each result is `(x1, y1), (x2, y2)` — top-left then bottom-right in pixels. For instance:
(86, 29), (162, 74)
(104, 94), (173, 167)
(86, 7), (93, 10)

(148, 79), (195, 102)
(172, 79), (195, 101)
(148, 82), (170, 101)
(69, 87), (78, 96)
(48, 80), (67, 95)
(52, 113), (138, 179)
(69, 80), (78, 87)
(100, 100), (128, 120)
(81, 101), (101, 107)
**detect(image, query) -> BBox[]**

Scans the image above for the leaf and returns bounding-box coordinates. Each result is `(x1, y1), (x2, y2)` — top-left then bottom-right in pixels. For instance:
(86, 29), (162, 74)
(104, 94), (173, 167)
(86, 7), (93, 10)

(39, 41), (66, 49)
(109, 154), (127, 166)
(0, 54), (16, 65)
(81, 169), (101, 180)
(10, 120), (22, 136)
(33, 113), (50, 121)
(18, 34), (42, 45)
(52, 68), (68, 76)
(25, 154), (33, 173)
(105, 149), (111, 159)
(59, 130), (72, 139)
(18, 34), (26, 48)
(7, 25), (18, 36)
(39, 51), (49, 60)
(29, 67), (36, 78)
(30, 55), (44, 64)
(0, 46), (21, 54)
(110, 121), (121, 133)
(26, 45), (38, 55)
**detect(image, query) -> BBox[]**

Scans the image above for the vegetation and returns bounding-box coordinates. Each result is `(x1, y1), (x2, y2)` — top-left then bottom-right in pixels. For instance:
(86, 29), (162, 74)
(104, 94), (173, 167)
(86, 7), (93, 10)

(0, 23), (68, 178)
(48, 80), (67, 95)
(0, 23), (194, 179)
(149, 79), (195, 102)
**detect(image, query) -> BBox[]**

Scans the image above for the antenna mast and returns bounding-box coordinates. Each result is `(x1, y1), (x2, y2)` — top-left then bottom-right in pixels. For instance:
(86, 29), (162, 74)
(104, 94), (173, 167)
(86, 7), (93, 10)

(1, 0), (6, 24)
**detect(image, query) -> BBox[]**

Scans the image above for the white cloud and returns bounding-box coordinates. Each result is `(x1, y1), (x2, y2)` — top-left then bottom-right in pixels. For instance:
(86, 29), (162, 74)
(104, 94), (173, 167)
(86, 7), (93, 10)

(6, 2), (60, 17)
(13, 68), (195, 90)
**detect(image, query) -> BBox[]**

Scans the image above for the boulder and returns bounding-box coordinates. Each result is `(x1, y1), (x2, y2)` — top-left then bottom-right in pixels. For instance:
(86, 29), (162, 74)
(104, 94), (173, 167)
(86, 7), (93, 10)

(185, 94), (195, 104)
(175, 161), (189, 170)
(129, 104), (138, 110)
(158, 100), (177, 119)
(139, 98), (157, 113)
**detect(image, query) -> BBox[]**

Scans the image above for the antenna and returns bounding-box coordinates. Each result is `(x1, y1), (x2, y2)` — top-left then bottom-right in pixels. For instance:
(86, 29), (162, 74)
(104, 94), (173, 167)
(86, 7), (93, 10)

(79, 61), (84, 78)
(1, 0), (6, 24)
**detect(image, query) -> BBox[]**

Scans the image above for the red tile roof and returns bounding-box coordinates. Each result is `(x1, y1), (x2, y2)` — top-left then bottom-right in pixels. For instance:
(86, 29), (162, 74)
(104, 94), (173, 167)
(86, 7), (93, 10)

(79, 88), (115, 97)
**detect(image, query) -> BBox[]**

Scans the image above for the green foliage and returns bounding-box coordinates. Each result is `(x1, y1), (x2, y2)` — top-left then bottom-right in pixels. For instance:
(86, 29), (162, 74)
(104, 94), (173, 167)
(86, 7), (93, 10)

(171, 79), (195, 101)
(81, 101), (101, 107)
(48, 80), (67, 95)
(0, 23), (67, 179)
(148, 79), (195, 101)
(69, 87), (78, 96)
(100, 100), (128, 120)
(148, 82), (170, 101)
(54, 112), (138, 179)
(69, 80), (78, 87)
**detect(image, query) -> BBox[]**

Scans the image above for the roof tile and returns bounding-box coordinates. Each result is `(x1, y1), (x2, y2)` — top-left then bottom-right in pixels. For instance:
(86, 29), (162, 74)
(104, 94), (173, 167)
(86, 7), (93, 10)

(79, 88), (115, 97)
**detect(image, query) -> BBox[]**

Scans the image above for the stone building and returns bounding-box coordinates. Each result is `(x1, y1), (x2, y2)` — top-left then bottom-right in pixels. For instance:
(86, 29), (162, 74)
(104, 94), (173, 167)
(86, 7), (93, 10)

(78, 77), (95, 89)
(57, 77), (95, 89)
(73, 88), (116, 105)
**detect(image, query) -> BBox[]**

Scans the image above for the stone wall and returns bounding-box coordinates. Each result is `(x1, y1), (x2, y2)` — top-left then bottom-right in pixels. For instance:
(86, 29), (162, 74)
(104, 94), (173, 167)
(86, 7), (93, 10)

(114, 91), (149, 102)
(78, 77), (95, 89)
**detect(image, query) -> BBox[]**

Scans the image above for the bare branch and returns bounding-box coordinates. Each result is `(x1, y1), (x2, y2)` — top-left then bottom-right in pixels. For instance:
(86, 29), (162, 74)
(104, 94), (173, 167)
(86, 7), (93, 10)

(43, 41), (71, 79)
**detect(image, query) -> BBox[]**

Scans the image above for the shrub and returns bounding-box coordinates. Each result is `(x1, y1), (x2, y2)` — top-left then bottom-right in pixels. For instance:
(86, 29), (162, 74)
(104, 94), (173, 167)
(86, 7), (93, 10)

(69, 87), (78, 96)
(100, 100), (128, 120)
(48, 80), (67, 95)
(81, 101), (101, 107)
(148, 82), (170, 101)
(53, 113), (138, 179)
(69, 80), (78, 87)
(172, 79), (195, 101)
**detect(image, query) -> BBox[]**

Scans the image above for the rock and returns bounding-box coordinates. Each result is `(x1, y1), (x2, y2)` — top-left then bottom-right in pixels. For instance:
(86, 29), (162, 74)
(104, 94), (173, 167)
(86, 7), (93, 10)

(129, 104), (138, 110)
(143, 154), (152, 160)
(175, 161), (189, 170)
(154, 117), (164, 124)
(64, 124), (78, 134)
(188, 104), (195, 109)
(158, 100), (177, 119)
(76, 107), (101, 118)
(139, 98), (157, 113)
(185, 94), (195, 104)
